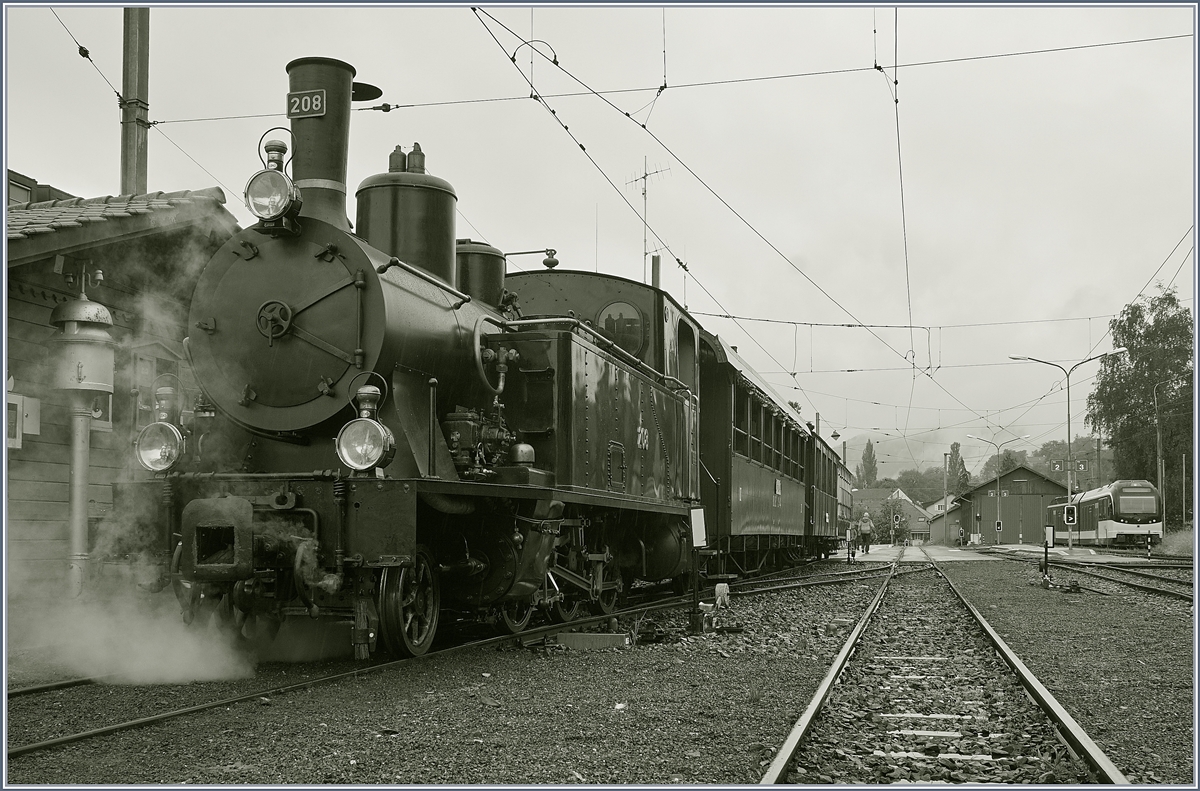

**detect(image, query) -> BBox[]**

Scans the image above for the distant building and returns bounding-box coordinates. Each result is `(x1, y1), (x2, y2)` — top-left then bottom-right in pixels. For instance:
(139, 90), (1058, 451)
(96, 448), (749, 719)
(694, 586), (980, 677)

(929, 465), (1067, 546)
(853, 487), (932, 544)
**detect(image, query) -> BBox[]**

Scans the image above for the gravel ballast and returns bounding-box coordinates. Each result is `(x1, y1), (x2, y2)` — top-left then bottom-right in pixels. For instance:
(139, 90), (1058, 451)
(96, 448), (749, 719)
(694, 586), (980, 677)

(940, 560), (1194, 785)
(7, 558), (1193, 784)
(8, 581), (881, 784)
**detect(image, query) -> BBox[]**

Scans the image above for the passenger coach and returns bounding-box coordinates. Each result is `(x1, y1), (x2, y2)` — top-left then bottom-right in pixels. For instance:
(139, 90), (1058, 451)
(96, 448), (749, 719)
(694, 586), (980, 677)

(1047, 480), (1163, 547)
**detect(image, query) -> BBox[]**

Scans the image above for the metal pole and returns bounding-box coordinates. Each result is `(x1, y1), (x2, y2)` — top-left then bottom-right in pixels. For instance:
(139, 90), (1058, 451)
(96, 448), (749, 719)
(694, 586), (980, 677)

(1065, 369), (1073, 549)
(1155, 382), (1165, 509)
(67, 395), (93, 597)
(943, 452), (949, 546)
(1010, 351), (1127, 548)
(120, 8), (150, 196)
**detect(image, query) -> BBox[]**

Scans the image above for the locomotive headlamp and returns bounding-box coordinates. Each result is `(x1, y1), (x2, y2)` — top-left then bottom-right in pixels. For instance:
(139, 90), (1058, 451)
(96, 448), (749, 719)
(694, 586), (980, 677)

(135, 421), (185, 472)
(244, 169), (300, 221)
(336, 418), (396, 472)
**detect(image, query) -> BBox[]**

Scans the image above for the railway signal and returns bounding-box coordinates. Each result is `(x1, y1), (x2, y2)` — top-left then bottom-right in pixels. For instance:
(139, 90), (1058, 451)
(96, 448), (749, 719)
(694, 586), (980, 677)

(1064, 505), (1077, 525)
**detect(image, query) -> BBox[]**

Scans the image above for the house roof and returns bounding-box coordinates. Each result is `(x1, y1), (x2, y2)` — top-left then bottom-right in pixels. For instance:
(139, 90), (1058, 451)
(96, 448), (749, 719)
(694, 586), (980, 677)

(854, 488), (932, 518)
(6, 187), (239, 268)
(957, 464), (1067, 500)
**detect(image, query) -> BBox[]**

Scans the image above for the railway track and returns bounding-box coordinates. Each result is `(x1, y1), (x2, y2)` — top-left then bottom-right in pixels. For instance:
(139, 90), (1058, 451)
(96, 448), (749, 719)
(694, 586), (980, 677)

(7, 566), (866, 760)
(987, 551), (1194, 602)
(761, 550), (1127, 784)
(1053, 562), (1193, 602)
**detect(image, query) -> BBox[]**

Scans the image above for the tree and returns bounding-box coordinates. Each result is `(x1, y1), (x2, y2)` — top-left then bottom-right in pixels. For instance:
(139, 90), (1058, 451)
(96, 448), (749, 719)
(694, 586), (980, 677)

(978, 449), (1027, 482)
(1029, 436), (1107, 488)
(896, 467), (947, 504)
(1086, 286), (1193, 527)
(946, 442), (971, 496)
(872, 498), (909, 545)
(858, 440), (878, 487)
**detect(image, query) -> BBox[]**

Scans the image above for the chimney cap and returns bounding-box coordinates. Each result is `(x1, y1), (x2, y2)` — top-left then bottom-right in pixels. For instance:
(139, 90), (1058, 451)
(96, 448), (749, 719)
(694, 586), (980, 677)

(352, 81), (382, 101)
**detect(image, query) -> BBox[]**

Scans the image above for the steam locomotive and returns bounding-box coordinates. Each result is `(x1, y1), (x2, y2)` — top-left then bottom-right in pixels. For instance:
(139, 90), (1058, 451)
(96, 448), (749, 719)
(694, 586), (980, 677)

(112, 57), (848, 659)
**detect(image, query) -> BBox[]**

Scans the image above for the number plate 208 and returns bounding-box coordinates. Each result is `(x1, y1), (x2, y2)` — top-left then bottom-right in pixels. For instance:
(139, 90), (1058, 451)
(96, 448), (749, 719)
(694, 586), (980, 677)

(287, 89), (326, 119)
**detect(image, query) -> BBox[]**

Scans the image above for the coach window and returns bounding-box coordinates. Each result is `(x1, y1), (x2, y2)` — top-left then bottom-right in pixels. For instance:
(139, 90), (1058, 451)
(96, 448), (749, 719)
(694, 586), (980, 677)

(733, 386), (748, 456)
(750, 398), (763, 463)
(765, 412), (777, 469)
(784, 427), (796, 479)
(768, 419), (777, 472)
(761, 412), (772, 467)
(775, 418), (785, 472)
(792, 429), (801, 479)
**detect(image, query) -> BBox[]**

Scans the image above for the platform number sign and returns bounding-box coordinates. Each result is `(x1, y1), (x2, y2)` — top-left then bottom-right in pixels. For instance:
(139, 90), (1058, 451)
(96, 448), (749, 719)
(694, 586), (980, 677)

(287, 89), (326, 119)
(1075, 460), (1089, 472)
(1050, 460), (1065, 472)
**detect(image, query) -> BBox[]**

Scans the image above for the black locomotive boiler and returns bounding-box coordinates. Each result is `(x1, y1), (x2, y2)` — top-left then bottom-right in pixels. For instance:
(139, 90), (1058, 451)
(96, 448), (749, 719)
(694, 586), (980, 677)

(111, 57), (847, 660)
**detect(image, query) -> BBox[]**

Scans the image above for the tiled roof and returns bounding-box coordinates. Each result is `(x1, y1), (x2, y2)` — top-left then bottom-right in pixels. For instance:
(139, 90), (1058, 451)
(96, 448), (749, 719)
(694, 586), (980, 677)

(7, 187), (227, 239)
(6, 187), (239, 267)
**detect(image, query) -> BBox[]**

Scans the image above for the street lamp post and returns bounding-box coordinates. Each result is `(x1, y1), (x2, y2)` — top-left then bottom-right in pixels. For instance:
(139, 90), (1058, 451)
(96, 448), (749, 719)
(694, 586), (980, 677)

(1009, 349), (1127, 549)
(967, 433), (1031, 545)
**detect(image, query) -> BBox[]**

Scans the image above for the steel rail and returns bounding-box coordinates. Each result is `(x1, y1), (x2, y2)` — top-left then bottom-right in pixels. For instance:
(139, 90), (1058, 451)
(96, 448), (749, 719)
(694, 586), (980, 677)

(759, 562), (898, 784)
(928, 549), (1130, 783)
(8, 677), (97, 698)
(1058, 566), (1193, 601)
(1072, 563), (1193, 586)
(735, 571), (892, 597)
(735, 565), (931, 598)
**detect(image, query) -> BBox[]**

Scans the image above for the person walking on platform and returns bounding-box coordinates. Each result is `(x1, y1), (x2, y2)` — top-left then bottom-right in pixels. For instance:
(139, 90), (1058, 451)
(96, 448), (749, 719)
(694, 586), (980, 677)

(858, 518), (873, 555)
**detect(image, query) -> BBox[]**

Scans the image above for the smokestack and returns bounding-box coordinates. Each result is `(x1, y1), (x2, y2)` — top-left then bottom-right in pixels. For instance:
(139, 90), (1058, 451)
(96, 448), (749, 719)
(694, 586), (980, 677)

(286, 57), (355, 231)
(652, 254), (661, 290)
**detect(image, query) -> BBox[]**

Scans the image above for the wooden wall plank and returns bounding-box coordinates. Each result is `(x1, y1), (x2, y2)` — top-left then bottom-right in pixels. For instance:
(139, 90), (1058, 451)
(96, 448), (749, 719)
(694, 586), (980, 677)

(6, 520), (68, 541)
(8, 501), (69, 521)
(6, 539), (69, 561)
(5, 460), (70, 483)
(5, 480), (114, 503)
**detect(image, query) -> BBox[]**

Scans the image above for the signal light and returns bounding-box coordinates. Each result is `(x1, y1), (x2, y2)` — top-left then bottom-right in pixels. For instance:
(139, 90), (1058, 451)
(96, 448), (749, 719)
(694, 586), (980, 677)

(1064, 504), (1077, 526)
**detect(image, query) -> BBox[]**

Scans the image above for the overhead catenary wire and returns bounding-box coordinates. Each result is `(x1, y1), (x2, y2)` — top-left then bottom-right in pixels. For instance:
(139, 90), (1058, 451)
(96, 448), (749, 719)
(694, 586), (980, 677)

(48, 7), (238, 199)
(49, 8), (122, 104)
(691, 310), (1120, 331)
(474, 7), (989, 429)
(471, 6), (820, 417)
(142, 31), (1193, 123)
(1076, 225), (1194, 360)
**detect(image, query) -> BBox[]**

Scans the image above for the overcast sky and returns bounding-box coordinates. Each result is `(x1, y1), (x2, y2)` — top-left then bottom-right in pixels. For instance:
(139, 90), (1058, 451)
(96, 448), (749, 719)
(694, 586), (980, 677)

(5, 4), (1196, 480)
